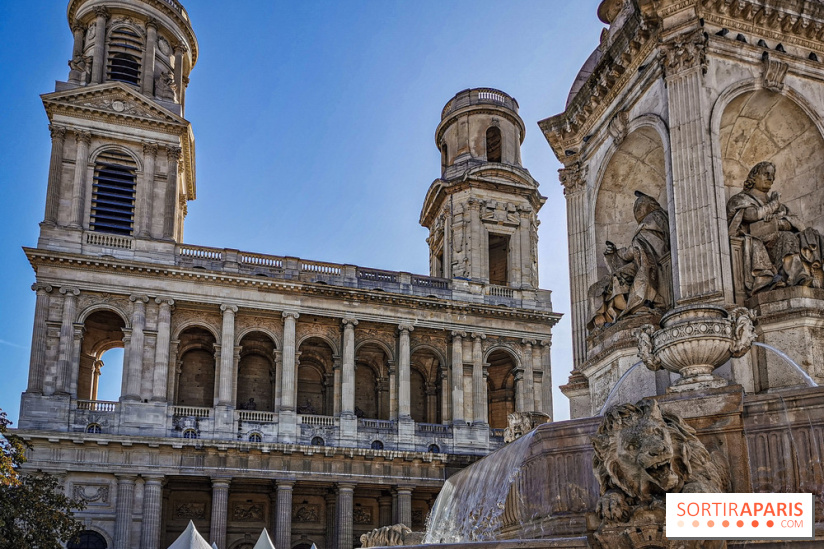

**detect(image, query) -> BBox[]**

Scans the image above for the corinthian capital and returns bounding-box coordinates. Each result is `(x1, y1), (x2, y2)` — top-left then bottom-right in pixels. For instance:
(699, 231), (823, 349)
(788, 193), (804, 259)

(558, 163), (587, 196)
(143, 142), (159, 156)
(49, 125), (67, 141)
(75, 130), (92, 145)
(93, 6), (110, 19)
(165, 145), (182, 162)
(660, 29), (707, 77)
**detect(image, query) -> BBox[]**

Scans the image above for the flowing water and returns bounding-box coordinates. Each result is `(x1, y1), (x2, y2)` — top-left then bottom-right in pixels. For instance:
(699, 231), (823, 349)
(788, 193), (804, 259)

(752, 342), (818, 387)
(598, 361), (643, 415)
(423, 430), (537, 543)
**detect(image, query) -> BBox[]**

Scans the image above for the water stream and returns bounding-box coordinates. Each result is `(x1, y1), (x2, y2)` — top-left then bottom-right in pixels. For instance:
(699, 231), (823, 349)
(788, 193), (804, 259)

(752, 342), (818, 388)
(598, 361), (643, 415)
(423, 430), (537, 543)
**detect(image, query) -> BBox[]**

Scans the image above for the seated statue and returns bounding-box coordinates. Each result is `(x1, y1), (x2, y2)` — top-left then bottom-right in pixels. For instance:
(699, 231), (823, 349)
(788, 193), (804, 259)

(588, 191), (670, 330)
(727, 161), (824, 294)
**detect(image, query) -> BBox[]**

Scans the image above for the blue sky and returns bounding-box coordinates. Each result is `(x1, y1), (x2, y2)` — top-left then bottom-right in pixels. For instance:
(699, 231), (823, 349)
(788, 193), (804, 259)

(0, 1), (606, 424)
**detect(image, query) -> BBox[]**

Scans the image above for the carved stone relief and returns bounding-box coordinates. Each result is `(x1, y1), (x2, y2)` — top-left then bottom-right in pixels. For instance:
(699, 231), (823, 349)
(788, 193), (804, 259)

(175, 502), (206, 520)
(353, 506), (374, 524)
(72, 484), (110, 505)
(231, 502), (265, 522)
(292, 503), (320, 523)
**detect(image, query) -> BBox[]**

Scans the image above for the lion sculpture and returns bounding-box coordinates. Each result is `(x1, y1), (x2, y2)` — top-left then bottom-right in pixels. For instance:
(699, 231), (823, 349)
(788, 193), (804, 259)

(359, 524), (423, 547)
(591, 399), (729, 548)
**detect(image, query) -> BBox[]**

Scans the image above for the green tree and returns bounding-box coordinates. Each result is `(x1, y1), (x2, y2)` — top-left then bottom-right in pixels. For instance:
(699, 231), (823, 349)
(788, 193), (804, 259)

(0, 409), (85, 548)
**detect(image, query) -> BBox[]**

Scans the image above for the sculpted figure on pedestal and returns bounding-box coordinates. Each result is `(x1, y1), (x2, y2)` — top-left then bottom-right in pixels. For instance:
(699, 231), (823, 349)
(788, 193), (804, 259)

(727, 161), (824, 294)
(68, 54), (91, 85)
(155, 70), (178, 102)
(360, 524), (423, 547)
(588, 191), (670, 330)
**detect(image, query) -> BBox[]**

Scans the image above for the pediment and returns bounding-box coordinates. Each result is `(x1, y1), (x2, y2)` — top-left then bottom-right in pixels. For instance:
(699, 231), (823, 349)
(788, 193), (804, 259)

(42, 82), (188, 133)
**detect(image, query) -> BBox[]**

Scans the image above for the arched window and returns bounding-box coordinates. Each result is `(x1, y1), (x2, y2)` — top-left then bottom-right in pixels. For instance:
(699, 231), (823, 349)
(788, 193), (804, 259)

(441, 142), (449, 167)
(90, 150), (137, 236)
(107, 27), (143, 85)
(68, 530), (107, 549)
(86, 423), (102, 434)
(248, 432), (262, 443)
(182, 429), (198, 439)
(311, 436), (325, 447)
(428, 444), (441, 453)
(486, 126), (502, 163)
(371, 440), (384, 450)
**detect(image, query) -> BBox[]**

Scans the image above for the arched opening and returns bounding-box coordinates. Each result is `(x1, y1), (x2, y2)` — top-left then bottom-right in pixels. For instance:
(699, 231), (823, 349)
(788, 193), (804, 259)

(410, 347), (443, 424)
(486, 349), (517, 429)
(68, 530), (107, 549)
(107, 27), (143, 85)
(355, 343), (389, 419)
(175, 327), (217, 407)
(297, 337), (334, 416)
(77, 310), (126, 401)
(488, 232), (509, 286)
(486, 126), (502, 162)
(90, 149), (137, 236)
(237, 332), (276, 411)
(441, 142), (449, 167)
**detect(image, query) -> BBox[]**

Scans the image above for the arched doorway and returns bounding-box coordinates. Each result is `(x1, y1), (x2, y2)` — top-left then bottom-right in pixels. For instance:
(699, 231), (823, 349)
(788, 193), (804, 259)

(175, 327), (217, 407)
(77, 309), (127, 401)
(237, 331), (276, 411)
(486, 349), (517, 429)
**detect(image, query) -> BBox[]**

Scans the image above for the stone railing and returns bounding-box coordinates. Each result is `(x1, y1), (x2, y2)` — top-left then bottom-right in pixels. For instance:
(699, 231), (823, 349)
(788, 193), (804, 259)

(359, 418), (395, 430)
(417, 423), (450, 435)
(237, 410), (275, 423)
(85, 232), (133, 250)
(172, 244), (551, 312)
(441, 87), (519, 119)
(490, 428), (506, 438)
(299, 414), (336, 426)
(171, 405), (211, 418)
(76, 400), (117, 412)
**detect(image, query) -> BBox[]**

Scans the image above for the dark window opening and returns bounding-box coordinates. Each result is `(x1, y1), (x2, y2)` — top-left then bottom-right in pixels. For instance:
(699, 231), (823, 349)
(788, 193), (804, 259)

(441, 142), (448, 166)
(436, 251), (444, 278)
(107, 28), (143, 85)
(488, 233), (509, 286)
(371, 440), (384, 450)
(68, 531), (107, 549)
(90, 150), (137, 236)
(486, 126), (502, 163)
(428, 444), (441, 453)
(311, 436), (325, 446)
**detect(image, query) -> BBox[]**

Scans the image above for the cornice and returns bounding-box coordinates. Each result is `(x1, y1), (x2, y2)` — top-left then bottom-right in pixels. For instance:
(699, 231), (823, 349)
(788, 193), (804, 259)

(24, 248), (561, 327)
(436, 105), (526, 146)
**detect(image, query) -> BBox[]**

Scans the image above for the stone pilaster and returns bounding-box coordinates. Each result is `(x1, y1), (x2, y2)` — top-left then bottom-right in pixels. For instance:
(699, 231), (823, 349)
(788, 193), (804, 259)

(152, 298), (174, 401)
(142, 20), (158, 96)
(440, 366), (451, 423)
(71, 21), (85, 60)
(217, 305), (238, 406)
(336, 484), (355, 549)
(27, 283), (53, 393)
(123, 295), (149, 401)
(450, 331), (465, 424)
(559, 163), (588, 370)
(90, 7), (109, 84)
(471, 333), (486, 424)
(69, 324), (85, 397)
(379, 495), (392, 527)
(398, 323), (414, 419)
(55, 287), (80, 395)
(275, 480), (294, 549)
(396, 486), (413, 527)
(281, 311), (299, 411)
(113, 475), (136, 549)
(332, 356), (342, 416)
(519, 340), (535, 412)
(43, 125), (66, 225)
(519, 206), (533, 288)
(325, 492), (337, 549)
(662, 28), (726, 303)
(140, 476), (164, 549)
(69, 130), (91, 228)
(139, 142), (158, 238)
(173, 44), (186, 103)
(467, 198), (483, 280)
(540, 338), (552, 419)
(163, 146), (181, 240)
(341, 318), (357, 417)
(209, 478), (230, 549)
(388, 360), (397, 421)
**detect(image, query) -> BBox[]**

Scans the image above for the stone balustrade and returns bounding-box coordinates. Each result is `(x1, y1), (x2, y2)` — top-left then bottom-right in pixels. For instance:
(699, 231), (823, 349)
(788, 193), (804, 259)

(441, 87), (519, 119)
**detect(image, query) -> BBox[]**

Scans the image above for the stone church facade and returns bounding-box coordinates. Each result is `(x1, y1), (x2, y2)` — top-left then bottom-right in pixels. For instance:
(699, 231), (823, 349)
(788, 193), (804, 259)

(17, 1), (559, 549)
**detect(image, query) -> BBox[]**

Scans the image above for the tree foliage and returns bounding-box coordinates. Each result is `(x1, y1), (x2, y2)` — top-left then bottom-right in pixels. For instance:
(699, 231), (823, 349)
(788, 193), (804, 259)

(0, 409), (85, 549)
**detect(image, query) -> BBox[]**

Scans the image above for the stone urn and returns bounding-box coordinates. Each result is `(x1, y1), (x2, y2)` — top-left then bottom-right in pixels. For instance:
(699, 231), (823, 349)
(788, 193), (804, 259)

(633, 304), (756, 392)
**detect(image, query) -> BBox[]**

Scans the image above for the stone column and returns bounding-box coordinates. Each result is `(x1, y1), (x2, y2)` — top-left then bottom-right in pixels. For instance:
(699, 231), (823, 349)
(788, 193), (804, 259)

(27, 283), (53, 393)
(123, 295), (149, 401)
(468, 198), (483, 280)
(341, 318), (357, 417)
(662, 29), (726, 302)
(209, 478), (230, 549)
(337, 484), (355, 549)
(559, 164), (589, 370)
(56, 287), (80, 395)
(91, 360), (103, 400)
(141, 475), (164, 549)
(90, 7), (109, 85)
(71, 21), (85, 59)
(269, 489), (279, 542)
(379, 495), (392, 527)
(275, 480), (294, 549)
(450, 331), (465, 424)
(332, 356), (342, 416)
(113, 475), (136, 549)
(471, 333), (486, 424)
(166, 340), (180, 402)
(398, 323), (413, 420)
(540, 338), (553, 421)
(440, 367), (451, 423)
(519, 340), (535, 412)
(152, 298), (174, 401)
(216, 305), (238, 406)
(325, 492), (337, 549)
(141, 20), (158, 96)
(69, 325), (86, 397)
(163, 146), (181, 240)
(281, 311), (299, 411)
(396, 486), (413, 527)
(44, 125), (66, 225)
(388, 360), (397, 421)
(173, 44), (186, 98)
(519, 206), (533, 288)
(139, 143), (158, 238)
(69, 130), (91, 228)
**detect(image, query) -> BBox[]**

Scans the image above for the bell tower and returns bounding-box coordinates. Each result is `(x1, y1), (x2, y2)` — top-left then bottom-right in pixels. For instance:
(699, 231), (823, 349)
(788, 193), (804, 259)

(420, 88), (545, 288)
(39, 0), (198, 258)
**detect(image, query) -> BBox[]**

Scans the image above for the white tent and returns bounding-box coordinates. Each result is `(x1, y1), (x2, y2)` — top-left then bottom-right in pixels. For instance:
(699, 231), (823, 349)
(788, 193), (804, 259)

(211, 544), (219, 549)
(167, 521), (213, 549)
(252, 528), (276, 549)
